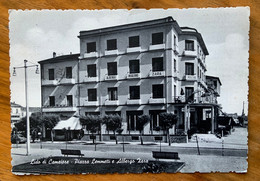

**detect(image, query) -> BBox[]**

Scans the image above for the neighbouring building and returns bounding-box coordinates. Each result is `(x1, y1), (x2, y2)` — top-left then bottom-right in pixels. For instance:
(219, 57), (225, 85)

(11, 102), (41, 128)
(39, 17), (222, 141)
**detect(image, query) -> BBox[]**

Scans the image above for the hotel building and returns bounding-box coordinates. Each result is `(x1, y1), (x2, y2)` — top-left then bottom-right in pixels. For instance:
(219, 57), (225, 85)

(39, 17), (222, 139)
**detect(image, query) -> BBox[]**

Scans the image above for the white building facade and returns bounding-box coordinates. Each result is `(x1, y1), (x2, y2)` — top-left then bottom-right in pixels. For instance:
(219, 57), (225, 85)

(39, 17), (222, 140)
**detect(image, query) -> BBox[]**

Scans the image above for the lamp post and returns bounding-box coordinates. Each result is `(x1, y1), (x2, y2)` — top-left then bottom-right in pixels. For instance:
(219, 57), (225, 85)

(12, 60), (39, 156)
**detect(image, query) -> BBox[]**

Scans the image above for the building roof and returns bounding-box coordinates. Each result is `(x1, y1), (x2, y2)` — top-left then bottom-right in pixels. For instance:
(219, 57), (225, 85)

(11, 102), (22, 108)
(206, 75), (222, 85)
(180, 27), (209, 55)
(38, 53), (80, 64)
(78, 16), (182, 38)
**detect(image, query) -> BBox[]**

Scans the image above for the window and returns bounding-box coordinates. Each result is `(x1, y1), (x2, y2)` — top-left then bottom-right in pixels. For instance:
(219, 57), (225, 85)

(66, 95), (73, 106)
(174, 35), (177, 46)
(108, 87), (118, 100)
(129, 60), (140, 73)
(48, 69), (54, 80)
(107, 62), (117, 75)
(87, 64), (96, 77)
(49, 96), (55, 107)
(152, 84), (164, 98)
(185, 40), (194, 51)
(88, 89), (97, 101)
(174, 59), (176, 72)
(197, 45), (199, 55)
(149, 110), (166, 129)
(129, 36), (140, 48)
(152, 32), (163, 45)
(174, 85), (176, 99)
(66, 67), (72, 78)
(127, 111), (143, 131)
(16, 109), (18, 114)
(152, 57), (163, 71)
(185, 63), (194, 75)
(185, 87), (194, 102)
(129, 86), (140, 100)
(107, 39), (117, 50)
(87, 42), (96, 53)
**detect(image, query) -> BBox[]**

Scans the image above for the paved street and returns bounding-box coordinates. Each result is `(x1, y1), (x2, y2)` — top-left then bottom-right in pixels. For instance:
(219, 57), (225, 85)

(11, 127), (248, 173)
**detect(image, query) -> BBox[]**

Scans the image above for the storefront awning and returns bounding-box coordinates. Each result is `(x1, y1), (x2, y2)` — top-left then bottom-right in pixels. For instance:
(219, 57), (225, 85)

(53, 116), (82, 130)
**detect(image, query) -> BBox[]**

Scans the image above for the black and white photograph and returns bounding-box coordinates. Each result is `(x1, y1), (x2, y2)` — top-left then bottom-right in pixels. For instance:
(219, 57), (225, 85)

(10, 8), (249, 174)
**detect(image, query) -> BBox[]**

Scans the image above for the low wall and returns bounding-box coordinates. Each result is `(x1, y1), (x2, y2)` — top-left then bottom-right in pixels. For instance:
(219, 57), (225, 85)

(81, 134), (187, 143)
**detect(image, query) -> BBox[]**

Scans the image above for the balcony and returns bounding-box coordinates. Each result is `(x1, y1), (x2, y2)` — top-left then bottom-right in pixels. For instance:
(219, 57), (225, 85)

(127, 73), (140, 79)
(84, 52), (98, 58)
(105, 74), (118, 81)
(126, 47), (141, 53)
(83, 76), (98, 82)
(42, 79), (58, 86)
(149, 71), (165, 77)
(172, 96), (185, 103)
(105, 100), (119, 106)
(127, 99), (141, 105)
(83, 101), (99, 106)
(104, 49), (118, 56)
(183, 50), (197, 57)
(174, 45), (179, 54)
(149, 44), (165, 51)
(58, 78), (76, 85)
(42, 105), (77, 112)
(149, 98), (165, 104)
(185, 74), (197, 81)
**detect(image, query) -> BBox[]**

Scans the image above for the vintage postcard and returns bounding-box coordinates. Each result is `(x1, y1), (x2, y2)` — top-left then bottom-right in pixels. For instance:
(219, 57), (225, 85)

(9, 8), (249, 174)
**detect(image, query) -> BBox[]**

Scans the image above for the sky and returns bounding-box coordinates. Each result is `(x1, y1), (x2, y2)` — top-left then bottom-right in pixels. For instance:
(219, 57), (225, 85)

(9, 8), (249, 114)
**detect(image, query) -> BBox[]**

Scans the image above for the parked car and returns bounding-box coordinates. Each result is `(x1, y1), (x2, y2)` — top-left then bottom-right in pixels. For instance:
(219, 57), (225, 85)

(11, 134), (27, 144)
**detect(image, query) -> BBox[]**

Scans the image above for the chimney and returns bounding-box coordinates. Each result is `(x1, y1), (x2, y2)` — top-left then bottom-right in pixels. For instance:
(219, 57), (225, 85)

(53, 52), (56, 58)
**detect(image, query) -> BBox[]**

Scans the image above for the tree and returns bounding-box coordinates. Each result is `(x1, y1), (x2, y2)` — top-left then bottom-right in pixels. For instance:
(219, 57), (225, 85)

(14, 112), (42, 137)
(103, 114), (122, 144)
(159, 112), (178, 146)
(80, 115), (102, 144)
(136, 115), (150, 145)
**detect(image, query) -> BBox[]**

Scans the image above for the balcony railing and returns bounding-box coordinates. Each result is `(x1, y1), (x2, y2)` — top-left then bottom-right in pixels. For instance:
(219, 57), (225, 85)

(58, 78), (76, 84)
(149, 71), (165, 77)
(42, 79), (58, 86)
(42, 105), (77, 112)
(127, 99), (141, 105)
(83, 101), (99, 106)
(105, 100), (119, 106)
(126, 46), (141, 53)
(149, 98), (165, 104)
(104, 49), (118, 56)
(105, 74), (118, 81)
(172, 96), (186, 103)
(83, 76), (98, 82)
(184, 74), (197, 81)
(127, 72), (140, 79)
(183, 50), (197, 57)
(84, 52), (98, 58)
(149, 44), (165, 51)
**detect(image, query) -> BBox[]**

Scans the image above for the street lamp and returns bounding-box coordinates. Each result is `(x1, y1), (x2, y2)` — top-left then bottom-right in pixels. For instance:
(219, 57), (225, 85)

(12, 60), (39, 156)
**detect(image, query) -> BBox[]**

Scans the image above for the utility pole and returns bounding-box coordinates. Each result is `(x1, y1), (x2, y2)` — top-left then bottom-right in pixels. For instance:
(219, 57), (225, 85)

(12, 59), (39, 156)
(24, 60), (30, 155)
